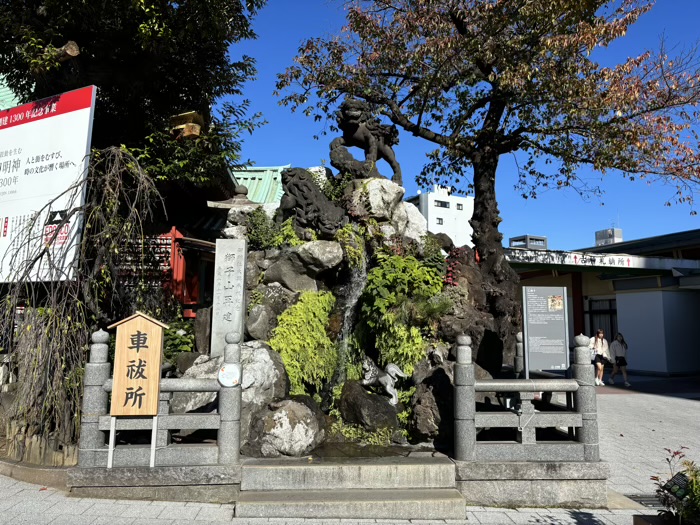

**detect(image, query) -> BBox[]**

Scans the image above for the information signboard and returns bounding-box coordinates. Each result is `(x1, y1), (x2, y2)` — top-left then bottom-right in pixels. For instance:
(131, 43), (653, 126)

(108, 312), (168, 417)
(522, 286), (570, 377)
(0, 86), (96, 282)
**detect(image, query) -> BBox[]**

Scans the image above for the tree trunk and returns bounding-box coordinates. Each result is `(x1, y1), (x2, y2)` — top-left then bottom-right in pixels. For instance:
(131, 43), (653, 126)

(467, 148), (521, 377)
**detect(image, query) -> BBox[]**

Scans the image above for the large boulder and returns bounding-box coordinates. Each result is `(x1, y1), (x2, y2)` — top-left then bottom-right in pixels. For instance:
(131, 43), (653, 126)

(240, 341), (289, 443)
(338, 380), (399, 432)
(240, 341), (289, 411)
(263, 241), (343, 293)
(410, 361), (454, 444)
(344, 179), (405, 221)
(170, 354), (222, 413)
(243, 400), (325, 457)
(245, 283), (299, 341)
(176, 352), (206, 376)
(263, 260), (318, 292)
(245, 251), (267, 290)
(294, 241), (344, 274)
(222, 225), (246, 240)
(170, 341), (289, 446)
(259, 283), (298, 317)
(245, 304), (276, 341)
(392, 201), (427, 246)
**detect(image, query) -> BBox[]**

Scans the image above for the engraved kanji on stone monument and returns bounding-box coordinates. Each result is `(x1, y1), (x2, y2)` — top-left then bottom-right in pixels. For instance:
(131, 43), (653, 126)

(211, 239), (246, 357)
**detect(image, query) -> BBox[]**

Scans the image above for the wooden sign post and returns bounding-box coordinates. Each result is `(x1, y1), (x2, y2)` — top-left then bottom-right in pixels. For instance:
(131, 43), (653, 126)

(107, 312), (168, 468)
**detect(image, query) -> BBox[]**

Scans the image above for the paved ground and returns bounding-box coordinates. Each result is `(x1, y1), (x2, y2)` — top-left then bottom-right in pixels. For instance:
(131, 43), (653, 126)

(597, 373), (700, 497)
(0, 373), (697, 524)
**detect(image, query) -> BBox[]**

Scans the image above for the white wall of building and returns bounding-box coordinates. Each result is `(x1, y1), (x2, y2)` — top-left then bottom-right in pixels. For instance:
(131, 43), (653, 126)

(412, 186), (474, 247)
(616, 290), (700, 375)
(616, 291), (668, 374)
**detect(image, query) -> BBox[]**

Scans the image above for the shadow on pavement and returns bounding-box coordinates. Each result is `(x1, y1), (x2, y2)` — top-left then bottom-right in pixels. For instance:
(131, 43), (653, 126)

(526, 511), (609, 523)
(596, 374), (700, 400)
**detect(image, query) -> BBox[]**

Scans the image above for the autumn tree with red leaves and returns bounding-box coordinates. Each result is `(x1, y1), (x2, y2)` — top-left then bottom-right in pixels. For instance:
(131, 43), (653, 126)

(277, 0), (700, 375)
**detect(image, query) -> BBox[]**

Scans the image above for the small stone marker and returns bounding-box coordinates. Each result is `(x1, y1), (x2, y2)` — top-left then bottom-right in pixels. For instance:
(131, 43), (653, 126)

(108, 312), (168, 417)
(211, 239), (246, 357)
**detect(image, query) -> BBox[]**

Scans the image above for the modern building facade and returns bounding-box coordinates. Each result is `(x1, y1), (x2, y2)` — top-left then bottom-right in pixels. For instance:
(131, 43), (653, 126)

(406, 186), (475, 247)
(509, 228), (700, 375)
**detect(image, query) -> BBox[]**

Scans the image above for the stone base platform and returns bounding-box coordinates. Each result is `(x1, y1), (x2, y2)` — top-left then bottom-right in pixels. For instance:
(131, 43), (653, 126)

(236, 453), (466, 519)
(66, 465), (241, 504)
(236, 488), (466, 519)
(455, 460), (610, 508)
(63, 457), (609, 511)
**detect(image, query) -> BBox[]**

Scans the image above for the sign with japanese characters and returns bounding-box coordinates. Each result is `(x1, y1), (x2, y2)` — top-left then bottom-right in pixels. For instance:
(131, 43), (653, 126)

(505, 248), (700, 271)
(108, 312), (168, 417)
(210, 239), (246, 357)
(0, 86), (96, 282)
(522, 286), (570, 376)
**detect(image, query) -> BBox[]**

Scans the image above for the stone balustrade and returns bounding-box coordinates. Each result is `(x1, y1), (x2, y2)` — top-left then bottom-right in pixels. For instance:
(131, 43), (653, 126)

(78, 329), (242, 468)
(454, 333), (599, 462)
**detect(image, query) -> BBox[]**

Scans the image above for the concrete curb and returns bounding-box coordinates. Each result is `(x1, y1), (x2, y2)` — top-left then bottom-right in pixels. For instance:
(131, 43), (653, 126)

(0, 456), (67, 490)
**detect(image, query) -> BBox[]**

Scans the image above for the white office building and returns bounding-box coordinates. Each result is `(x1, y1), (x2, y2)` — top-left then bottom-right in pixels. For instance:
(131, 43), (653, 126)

(406, 186), (474, 248)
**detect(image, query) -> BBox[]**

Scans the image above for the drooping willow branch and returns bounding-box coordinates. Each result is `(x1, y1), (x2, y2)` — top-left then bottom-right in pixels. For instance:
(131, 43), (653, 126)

(0, 146), (164, 447)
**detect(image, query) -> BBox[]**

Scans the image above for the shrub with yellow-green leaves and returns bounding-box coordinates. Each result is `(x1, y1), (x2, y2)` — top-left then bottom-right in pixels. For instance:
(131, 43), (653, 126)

(268, 291), (337, 396)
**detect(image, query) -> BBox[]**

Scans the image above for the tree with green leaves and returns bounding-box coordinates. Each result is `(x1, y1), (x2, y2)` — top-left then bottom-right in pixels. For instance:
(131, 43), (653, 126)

(0, 0), (265, 194)
(0, 0), (265, 460)
(277, 0), (700, 374)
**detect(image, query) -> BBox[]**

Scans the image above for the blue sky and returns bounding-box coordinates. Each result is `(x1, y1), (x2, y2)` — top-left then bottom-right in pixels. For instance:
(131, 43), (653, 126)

(234, 1), (700, 250)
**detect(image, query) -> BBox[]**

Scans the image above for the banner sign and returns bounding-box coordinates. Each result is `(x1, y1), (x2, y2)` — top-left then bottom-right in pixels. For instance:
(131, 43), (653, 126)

(0, 86), (96, 282)
(522, 286), (570, 377)
(506, 248), (700, 271)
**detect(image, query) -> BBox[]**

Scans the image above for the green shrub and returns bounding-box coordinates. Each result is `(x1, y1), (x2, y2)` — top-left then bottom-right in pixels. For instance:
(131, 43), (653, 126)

(245, 207), (278, 250)
(247, 288), (264, 313)
(273, 218), (306, 247)
(359, 254), (443, 374)
(334, 223), (365, 269)
(361, 254), (443, 324)
(421, 234), (447, 274)
(375, 313), (425, 375)
(328, 409), (394, 446)
(268, 291), (337, 395)
(323, 171), (355, 203)
(245, 209), (306, 250)
(163, 317), (195, 363)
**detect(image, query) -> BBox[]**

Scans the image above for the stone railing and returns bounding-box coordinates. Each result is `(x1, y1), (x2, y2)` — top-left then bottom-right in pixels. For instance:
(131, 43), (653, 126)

(454, 334), (598, 462)
(78, 330), (242, 469)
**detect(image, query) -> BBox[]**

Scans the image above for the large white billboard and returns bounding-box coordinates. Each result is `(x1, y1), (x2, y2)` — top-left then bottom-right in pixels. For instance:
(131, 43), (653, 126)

(0, 86), (96, 282)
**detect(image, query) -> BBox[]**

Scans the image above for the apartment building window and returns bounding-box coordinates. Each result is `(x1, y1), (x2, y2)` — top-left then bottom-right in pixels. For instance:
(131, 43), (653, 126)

(434, 200), (450, 208)
(436, 218), (444, 225)
(457, 203), (463, 210)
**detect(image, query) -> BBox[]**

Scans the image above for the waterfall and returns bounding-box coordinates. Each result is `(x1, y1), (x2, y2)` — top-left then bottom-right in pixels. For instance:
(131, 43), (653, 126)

(336, 255), (367, 384)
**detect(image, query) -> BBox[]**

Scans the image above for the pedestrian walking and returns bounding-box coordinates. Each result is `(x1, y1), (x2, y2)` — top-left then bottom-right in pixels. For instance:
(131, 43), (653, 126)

(589, 329), (611, 386)
(608, 333), (631, 387)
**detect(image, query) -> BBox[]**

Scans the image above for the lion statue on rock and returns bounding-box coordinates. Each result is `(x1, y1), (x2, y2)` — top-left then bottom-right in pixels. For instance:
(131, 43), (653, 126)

(329, 98), (403, 186)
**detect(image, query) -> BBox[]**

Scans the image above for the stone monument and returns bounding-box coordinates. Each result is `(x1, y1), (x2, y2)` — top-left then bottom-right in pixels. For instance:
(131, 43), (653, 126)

(211, 239), (247, 357)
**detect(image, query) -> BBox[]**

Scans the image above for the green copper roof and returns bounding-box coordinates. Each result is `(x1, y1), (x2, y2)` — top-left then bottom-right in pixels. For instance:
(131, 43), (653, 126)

(0, 77), (20, 110)
(230, 165), (288, 204)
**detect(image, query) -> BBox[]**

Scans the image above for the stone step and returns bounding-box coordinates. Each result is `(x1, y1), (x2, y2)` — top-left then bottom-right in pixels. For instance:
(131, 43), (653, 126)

(235, 488), (466, 519)
(240, 454), (456, 491)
